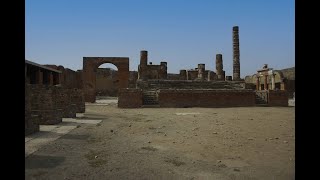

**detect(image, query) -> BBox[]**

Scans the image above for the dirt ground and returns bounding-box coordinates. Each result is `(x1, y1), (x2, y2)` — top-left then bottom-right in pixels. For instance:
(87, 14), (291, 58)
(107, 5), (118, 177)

(25, 103), (295, 180)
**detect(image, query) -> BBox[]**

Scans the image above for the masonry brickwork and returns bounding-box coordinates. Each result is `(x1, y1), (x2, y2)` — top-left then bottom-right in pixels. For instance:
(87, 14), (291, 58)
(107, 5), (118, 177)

(118, 88), (143, 108)
(158, 89), (255, 108)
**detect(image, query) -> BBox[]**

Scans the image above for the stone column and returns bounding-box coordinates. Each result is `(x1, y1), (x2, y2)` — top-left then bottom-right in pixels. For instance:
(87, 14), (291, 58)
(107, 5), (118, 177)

(197, 64), (205, 80)
(140, 50), (148, 66)
(256, 76), (260, 90)
(216, 54), (224, 80)
(186, 70), (189, 80)
(271, 74), (275, 90)
(233, 26), (240, 80)
(264, 75), (268, 90)
(207, 71), (211, 81)
(280, 78), (286, 90)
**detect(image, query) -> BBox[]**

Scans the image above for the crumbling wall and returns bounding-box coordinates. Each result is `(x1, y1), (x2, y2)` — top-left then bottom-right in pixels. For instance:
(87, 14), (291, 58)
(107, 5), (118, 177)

(25, 84), (40, 135)
(158, 89), (255, 108)
(118, 88), (143, 108)
(28, 85), (85, 124)
(29, 85), (63, 125)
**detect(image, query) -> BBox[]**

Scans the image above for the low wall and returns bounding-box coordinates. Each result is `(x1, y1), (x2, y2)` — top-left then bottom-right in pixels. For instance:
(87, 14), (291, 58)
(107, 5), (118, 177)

(118, 88), (143, 108)
(136, 80), (246, 90)
(158, 89), (256, 108)
(268, 90), (289, 106)
(27, 84), (85, 125)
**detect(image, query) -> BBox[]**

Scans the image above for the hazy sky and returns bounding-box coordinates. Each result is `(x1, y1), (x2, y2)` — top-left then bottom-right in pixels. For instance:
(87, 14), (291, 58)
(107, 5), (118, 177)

(25, 0), (294, 77)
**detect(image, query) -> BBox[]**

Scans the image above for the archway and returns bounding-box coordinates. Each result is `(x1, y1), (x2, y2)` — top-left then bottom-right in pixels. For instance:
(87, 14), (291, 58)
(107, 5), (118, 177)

(95, 63), (119, 97)
(83, 57), (129, 102)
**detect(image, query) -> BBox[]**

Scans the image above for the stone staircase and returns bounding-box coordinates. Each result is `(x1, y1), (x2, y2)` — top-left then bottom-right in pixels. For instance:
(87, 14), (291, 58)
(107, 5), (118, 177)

(255, 93), (268, 105)
(138, 80), (245, 90)
(142, 91), (159, 106)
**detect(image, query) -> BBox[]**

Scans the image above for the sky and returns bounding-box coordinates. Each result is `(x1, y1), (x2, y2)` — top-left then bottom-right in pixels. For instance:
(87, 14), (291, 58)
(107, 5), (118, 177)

(25, 0), (294, 77)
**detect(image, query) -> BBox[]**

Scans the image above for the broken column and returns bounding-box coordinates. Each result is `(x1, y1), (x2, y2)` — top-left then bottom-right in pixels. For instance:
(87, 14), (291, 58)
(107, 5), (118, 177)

(180, 70), (187, 80)
(197, 64), (205, 80)
(159, 62), (168, 79)
(216, 54), (225, 81)
(138, 50), (148, 80)
(233, 26), (241, 80)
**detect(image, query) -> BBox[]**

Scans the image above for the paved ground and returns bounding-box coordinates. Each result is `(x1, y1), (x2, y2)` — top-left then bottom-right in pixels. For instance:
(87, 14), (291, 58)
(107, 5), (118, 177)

(25, 99), (295, 180)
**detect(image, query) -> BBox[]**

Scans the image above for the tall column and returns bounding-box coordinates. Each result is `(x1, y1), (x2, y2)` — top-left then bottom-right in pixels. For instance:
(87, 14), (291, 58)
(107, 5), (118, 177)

(264, 75), (268, 90)
(216, 54), (224, 80)
(233, 26), (240, 80)
(256, 76), (260, 90)
(271, 74), (275, 90)
(197, 64), (205, 80)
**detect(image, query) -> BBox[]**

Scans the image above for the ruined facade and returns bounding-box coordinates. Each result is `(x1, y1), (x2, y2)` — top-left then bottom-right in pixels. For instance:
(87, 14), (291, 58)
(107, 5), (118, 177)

(138, 50), (167, 80)
(25, 60), (85, 135)
(118, 26), (289, 108)
(245, 65), (295, 98)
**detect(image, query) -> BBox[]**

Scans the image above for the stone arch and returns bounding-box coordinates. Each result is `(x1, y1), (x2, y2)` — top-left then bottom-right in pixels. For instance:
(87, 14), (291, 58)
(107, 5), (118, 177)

(273, 70), (284, 83)
(83, 57), (129, 102)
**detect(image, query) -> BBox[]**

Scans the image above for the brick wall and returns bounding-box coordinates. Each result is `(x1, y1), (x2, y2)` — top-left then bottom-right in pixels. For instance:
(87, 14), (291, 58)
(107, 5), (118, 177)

(27, 85), (85, 125)
(136, 80), (246, 90)
(118, 88), (143, 108)
(268, 90), (289, 106)
(69, 88), (85, 113)
(28, 85), (63, 125)
(25, 84), (40, 135)
(158, 89), (256, 108)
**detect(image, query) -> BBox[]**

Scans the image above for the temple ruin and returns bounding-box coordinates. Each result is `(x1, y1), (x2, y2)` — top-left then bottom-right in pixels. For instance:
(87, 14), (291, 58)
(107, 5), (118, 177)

(25, 25), (291, 135)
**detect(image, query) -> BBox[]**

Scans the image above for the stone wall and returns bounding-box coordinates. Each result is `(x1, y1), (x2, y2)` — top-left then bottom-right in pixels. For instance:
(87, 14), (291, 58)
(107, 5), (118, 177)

(118, 88), (143, 108)
(27, 84), (85, 125)
(158, 89), (255, 108)
(268, 90), (289, 106)
(28, 84), (63, 125)
(25, 83), (40, 135)
(136, 80), (245, 90)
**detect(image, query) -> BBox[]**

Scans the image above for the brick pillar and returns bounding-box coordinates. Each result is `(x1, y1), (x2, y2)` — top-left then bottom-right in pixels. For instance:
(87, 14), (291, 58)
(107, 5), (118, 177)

(256, 77), (260, 90)
(233, 26), (240, 80)
(180, 70), (187, 80)
(49, 72), (54, 85)
(36, 69), (43, 84)
(264, 75), (268, 90)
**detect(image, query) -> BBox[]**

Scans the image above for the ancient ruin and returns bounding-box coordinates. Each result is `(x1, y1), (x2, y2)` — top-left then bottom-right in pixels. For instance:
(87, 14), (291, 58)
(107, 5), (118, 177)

(25, 25), (291, 136)
(138, 50), (167, 80)
(82, 57), (129, 102)
(25, 60), (85, 135)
